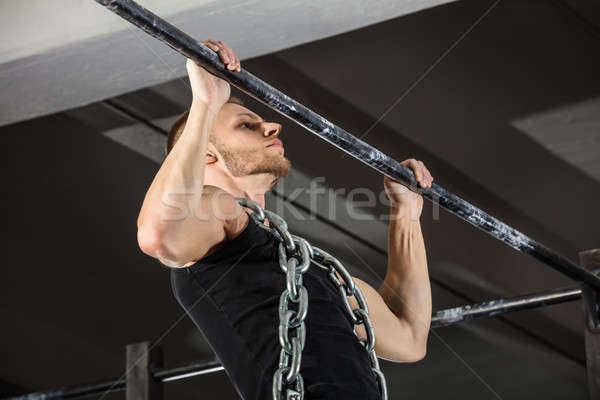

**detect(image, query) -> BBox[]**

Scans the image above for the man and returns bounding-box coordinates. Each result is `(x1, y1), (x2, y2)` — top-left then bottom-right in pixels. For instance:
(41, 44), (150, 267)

(137, 39), (433, 399)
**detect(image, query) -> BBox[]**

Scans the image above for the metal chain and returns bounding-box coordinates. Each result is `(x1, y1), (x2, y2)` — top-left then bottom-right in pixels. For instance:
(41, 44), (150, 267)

(236, 198), (387, 400)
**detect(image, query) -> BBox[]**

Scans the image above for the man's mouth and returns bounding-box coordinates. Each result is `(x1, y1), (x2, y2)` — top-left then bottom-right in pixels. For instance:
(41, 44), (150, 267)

(267, 139), (284, 151)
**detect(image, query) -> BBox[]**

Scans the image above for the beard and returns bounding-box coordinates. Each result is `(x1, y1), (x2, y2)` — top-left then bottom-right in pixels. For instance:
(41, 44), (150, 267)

(217, 143), (291, 181)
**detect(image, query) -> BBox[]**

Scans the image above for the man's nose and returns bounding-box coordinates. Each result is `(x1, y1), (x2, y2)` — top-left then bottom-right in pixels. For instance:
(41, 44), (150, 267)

(263, 122), (282, 137)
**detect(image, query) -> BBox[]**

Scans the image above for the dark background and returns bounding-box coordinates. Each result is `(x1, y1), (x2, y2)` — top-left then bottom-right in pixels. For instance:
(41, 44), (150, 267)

(2, 0), (599, 398)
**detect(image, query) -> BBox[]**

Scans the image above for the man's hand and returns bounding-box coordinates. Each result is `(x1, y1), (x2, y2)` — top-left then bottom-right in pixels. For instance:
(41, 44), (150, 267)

(187, 39), (241, 107)
(383, 158), (433, 221)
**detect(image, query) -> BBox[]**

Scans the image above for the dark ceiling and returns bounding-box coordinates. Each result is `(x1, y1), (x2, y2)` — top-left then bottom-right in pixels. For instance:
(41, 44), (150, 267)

(2, 0), (599, 399)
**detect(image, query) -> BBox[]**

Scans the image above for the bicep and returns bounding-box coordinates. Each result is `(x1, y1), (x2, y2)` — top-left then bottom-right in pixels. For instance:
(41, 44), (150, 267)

(349, 277), (423, 362)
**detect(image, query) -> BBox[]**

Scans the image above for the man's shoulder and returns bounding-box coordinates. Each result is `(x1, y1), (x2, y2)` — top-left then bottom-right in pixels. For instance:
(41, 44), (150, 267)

(176, 185), (249, 266)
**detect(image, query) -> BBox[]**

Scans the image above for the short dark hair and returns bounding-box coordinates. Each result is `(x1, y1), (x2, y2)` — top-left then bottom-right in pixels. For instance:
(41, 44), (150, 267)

(165, 96), (244, 156)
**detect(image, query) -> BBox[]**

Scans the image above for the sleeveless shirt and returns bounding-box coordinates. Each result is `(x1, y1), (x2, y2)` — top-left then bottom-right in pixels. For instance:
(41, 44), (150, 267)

(170, 212), (382, 400)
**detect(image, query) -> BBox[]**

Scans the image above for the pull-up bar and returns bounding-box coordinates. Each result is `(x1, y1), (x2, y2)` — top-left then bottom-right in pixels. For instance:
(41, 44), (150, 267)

(93, 0), (599, 290)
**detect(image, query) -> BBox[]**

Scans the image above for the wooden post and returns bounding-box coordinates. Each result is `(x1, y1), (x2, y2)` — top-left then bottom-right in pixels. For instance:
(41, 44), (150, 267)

(126, 342), (163, 400)
(579, 249), (600, 400)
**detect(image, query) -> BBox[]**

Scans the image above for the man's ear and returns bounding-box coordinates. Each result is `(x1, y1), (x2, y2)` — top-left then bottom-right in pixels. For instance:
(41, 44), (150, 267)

(206, 150), (217, 165)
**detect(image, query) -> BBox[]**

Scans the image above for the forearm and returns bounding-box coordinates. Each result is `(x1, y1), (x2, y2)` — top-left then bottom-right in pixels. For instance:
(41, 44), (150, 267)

(138, 101), (217, 229)
(379, 205), (432, 346)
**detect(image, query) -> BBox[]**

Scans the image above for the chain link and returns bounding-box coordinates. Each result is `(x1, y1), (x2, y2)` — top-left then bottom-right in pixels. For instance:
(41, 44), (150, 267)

(236, 198), (387, 400)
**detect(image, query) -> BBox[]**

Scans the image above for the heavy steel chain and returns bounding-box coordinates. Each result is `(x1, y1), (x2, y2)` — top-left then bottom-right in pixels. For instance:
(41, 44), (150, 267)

(236, 198), (387, 400)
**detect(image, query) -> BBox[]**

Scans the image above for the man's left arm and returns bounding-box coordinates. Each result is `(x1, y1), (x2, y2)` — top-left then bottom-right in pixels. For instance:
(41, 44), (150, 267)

(349, 158), (433, 362)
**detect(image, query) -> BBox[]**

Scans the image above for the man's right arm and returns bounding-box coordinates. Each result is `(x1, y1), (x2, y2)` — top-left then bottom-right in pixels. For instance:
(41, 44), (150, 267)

(137, 45), (240, 267)
(136, 102), (220, 267)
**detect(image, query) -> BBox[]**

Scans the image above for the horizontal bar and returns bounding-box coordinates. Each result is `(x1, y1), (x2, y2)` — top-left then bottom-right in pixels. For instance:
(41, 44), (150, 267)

(431, 285), (582, 328)
(2, 359), (223, 400)
(1, 378), (126, 400)
(153, 360), (224, 383)
(3, 285), (581, 400)
(92, 0), (600, 290)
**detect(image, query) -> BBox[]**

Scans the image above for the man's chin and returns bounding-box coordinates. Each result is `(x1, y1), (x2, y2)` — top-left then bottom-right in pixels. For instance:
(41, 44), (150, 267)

(276, 157), (292, 178)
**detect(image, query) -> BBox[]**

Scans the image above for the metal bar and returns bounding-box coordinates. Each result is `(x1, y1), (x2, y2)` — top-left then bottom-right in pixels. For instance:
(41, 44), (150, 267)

(92, 0), (600, 289)
(2, 360), (223, 400)
(579, 249), (600, 399)
(431, 285), (582, 328)
(0, 378), (126, 400)
(3, 285), (581, 400)
(153, 360), (224, 383)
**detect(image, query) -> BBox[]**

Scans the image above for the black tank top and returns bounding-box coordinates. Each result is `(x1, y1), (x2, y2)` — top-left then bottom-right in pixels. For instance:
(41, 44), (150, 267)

(170, 212), (382, 400)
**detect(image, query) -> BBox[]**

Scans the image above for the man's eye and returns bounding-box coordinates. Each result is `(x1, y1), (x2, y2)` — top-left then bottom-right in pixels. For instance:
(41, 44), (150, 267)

(238, 122), (251, 129)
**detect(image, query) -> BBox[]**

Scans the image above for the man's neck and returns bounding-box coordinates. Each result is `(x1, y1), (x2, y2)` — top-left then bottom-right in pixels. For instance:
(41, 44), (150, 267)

(211, 173), (276, 209)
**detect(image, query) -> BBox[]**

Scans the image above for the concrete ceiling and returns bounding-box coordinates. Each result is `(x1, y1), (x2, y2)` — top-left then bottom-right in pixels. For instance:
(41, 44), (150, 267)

(0, 0), (455, 126)
(2, 0), (600, 399)
(512, 97), (600, 183)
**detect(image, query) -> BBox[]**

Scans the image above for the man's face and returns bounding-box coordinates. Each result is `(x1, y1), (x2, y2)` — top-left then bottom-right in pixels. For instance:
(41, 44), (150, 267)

(211, 103), (291, 181)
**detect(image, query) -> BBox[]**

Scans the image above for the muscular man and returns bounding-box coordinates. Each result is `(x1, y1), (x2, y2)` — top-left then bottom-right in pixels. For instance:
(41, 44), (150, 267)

(137, 39), (433, 399)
